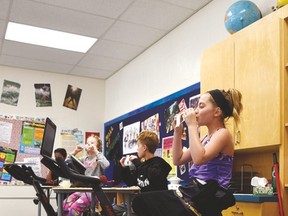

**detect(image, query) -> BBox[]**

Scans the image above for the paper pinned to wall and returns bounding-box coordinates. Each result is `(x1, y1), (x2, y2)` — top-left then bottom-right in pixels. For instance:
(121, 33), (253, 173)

(0, 121), (13, 144)
(60, 128), (84, 154)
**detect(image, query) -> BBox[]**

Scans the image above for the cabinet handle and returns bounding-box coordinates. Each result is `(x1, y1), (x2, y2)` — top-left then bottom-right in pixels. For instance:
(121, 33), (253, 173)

(231, 211), (244, 215)
(231, 206), (244, 215)
(235, 130), (241, 145)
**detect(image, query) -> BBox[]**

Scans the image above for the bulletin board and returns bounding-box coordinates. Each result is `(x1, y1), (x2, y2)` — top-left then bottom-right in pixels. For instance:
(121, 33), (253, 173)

(104, 82), (200, 184)
(0, 117), (48, 183)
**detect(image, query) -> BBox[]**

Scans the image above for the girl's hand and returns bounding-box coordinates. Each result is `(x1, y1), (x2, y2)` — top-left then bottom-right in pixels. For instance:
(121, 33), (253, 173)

(73, 144), (84, 155)
(183, 108), (197, 127)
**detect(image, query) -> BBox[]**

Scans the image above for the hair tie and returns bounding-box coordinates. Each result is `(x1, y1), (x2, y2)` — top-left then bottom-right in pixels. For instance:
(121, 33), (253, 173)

(207, 89), (233, 117)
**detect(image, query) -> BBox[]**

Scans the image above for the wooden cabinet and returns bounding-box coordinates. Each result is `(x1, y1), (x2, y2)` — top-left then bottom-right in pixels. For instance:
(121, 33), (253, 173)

(234, 18), (281, 149)
(200, 5), (288, 214)
(222, 202), (278, 216)
(201, 17), (281, 149)
(282, 16), (288, 192)
(200, 38), (235, 138)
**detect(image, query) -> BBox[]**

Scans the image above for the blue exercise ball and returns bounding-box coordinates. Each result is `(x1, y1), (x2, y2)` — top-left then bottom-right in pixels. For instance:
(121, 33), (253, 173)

(224, 1), (262, 34)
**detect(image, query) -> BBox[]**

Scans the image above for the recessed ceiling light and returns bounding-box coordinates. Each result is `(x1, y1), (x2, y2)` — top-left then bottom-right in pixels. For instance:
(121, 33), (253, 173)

(5, 22), (97, 53)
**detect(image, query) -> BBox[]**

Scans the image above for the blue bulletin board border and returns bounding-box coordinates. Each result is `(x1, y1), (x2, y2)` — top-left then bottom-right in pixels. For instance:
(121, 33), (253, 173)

(105, 82), (200, 127)
(104, 82), (200, 183)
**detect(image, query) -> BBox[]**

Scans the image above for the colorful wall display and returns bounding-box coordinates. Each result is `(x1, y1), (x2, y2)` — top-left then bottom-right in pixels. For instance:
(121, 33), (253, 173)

(0, 146), (17, 181)
(104, 82), (200, 183)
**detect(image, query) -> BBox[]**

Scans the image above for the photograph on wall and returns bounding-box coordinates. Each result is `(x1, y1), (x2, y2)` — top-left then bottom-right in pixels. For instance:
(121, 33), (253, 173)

(0, 146), (17, 182)
(123, 121), (140, 155)
(164, 101), (180, 133)
(34, 83), (52, 107)
(178, 98), (187, 113)
(63, 84), (82, 110)
(162, 136), (176, 176)
(0, 79), (21, 106)
(189, 94), (200, 109)
(141, 113), (160, 140)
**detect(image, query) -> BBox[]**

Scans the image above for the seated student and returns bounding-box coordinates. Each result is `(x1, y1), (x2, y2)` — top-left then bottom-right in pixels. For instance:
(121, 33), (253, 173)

(113, 130), (172, 216)
(132, 88), (243, 216)
(63, 135), (110, 216)
(46, 148), (67, 185)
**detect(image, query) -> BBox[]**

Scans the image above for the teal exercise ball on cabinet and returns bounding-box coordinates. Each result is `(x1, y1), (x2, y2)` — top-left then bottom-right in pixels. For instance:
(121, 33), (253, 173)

(224, 0), (262, 34)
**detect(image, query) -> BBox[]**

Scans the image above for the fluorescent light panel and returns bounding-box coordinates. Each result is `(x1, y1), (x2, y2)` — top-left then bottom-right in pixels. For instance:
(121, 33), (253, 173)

(5, 22), (97, 53)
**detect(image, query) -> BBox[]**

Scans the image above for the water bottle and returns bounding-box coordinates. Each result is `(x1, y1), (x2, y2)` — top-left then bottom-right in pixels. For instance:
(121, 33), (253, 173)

(272, 166), (276, 192)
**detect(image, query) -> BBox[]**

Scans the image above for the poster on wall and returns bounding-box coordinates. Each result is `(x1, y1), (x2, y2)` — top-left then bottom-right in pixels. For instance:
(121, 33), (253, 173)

(104, 82), (200, 183)
(189, 94), (200, 109)
(164, 101), (180, 133)
(63, 84), (82, 111)
(34, 83), (52, 107)
(0, 146), (17, 182)
(85, 131), (100, 143)
(19, 121), (45, 155)
(141, 113), (160, 140)
(162, 136), (176, 176)
(123, 121), (140, 155)
(0, 79), (21, 106)
(60, 128), (84, 154)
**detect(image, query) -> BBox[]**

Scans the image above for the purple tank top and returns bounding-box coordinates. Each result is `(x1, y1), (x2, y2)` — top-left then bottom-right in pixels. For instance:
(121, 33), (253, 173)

(189, 135), (233, 189)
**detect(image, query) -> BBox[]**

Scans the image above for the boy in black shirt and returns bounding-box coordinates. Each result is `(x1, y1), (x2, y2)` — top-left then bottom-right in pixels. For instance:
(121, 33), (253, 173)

(114, 131), (172, 215)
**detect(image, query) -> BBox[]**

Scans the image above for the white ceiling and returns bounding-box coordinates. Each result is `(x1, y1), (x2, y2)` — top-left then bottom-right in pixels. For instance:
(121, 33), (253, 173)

(0, 0), (212, 80)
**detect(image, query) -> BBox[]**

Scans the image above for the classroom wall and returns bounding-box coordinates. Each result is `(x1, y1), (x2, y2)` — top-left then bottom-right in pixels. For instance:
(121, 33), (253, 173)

(104, 0), (276, 122)
(0, 65), (105, 144)
(0, 67), (105, 215)
(0, 185), (57, 216)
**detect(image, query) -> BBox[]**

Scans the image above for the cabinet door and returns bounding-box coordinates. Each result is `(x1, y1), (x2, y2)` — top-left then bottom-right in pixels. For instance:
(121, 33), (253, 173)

(200, 37), (235, 137)
(200, 37), (235, 92)
(222, 202), (279, 216)
(234, 18), (281, 149)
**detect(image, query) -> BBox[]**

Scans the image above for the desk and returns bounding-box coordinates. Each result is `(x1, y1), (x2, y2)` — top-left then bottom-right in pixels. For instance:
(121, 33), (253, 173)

(53, 186), (140, 216)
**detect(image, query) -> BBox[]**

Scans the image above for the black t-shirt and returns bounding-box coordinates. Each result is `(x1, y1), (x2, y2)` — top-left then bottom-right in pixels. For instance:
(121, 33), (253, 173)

(121, 156), (172, 192)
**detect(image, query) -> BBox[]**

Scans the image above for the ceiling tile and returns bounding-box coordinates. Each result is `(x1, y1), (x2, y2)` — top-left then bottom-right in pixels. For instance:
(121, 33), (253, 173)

(120, 0), (195, 30)
(0, 20), (6, 38)
(78, 54), (128, 71)
(0, 0), (11, 20)
(162, 0), (212, 10)
(2, 40), (84, 65)
(89, 39), (145, 60)
(0, 55), (74, 73)
(103, 20), (166, 46)
(69, 66), (115, 80)
(10, 0), (115, 37)
(33, 0), (135, 19)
